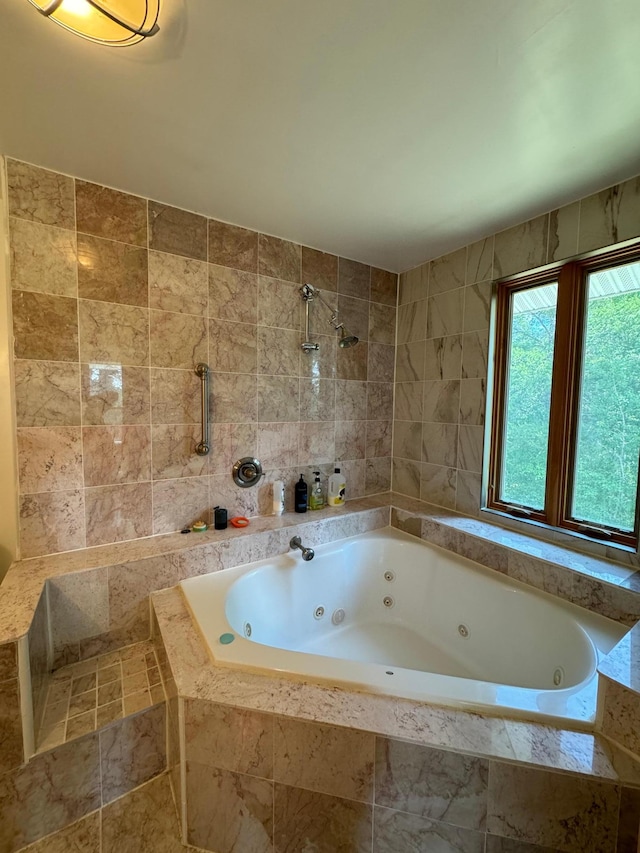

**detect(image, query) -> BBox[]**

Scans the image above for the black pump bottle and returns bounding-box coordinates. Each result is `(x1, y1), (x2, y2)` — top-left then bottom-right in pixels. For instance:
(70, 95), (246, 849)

(294, 475), (308, 513)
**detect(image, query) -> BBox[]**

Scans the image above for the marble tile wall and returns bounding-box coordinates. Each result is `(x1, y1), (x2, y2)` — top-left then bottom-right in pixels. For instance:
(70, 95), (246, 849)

(177, 697), (636, 853)
(6, 158), (398, 558)
(0, 702), (165, 852)
(392, 174), (640, 528)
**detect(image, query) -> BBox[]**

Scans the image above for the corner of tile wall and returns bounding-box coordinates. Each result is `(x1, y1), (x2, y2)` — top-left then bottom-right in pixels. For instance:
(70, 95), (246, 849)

(6, 158), (398, 557)
(392, 170), (640, 570)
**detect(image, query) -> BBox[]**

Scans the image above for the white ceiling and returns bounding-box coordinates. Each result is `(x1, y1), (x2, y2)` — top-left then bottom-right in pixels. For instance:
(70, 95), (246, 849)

(1, 0), (640, 272)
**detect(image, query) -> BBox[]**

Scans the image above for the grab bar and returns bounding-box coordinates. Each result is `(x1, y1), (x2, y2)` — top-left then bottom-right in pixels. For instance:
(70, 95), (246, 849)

(194, 363), (210, 456)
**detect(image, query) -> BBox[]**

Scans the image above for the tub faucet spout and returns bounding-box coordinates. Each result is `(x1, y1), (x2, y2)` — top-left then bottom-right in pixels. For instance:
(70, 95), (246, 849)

(289, 536), (315, 561)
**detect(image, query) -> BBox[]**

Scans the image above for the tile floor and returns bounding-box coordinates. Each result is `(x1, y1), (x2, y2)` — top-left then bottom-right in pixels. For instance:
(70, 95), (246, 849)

(37, 640), (164, 752)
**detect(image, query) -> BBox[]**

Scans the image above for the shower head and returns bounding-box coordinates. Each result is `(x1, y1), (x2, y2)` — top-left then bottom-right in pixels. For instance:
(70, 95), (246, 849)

(338, 326), (359, 348)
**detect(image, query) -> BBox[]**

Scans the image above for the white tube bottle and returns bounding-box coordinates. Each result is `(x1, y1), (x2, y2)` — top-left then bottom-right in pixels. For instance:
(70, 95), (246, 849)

(272, 480), (285, 515)
(327, 467), (346, 507)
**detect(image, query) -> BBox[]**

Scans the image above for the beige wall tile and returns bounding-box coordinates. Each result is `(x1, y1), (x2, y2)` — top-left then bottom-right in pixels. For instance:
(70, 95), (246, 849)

(209, 318), (257, 374)
(578, 177), (640, 254)
(394, 381), (423, 422)
(375, 808), (485, 853)
(210, 472), (259, 519)
(396, 341), (425, 382)
(257, 326), (300, 376)
(335, 420), (366, 460)
(600, 678), (640, 756)
(302, 246), (338, 291)
(369, 303), (396, 345)
(152, 424), (209, 479)
(148, 200), (207, 260)
(458, 424), (484, 474)
(274, 718), (374, 802)
(258, 276), (302, 329)
(22, 812), (100, 853)
(422, 422), (458, 466)
(208, 219), (258, 273)
(456, 470), (482, 517)
(48, 568), (109, 648)
(15, 360), (81, 427)
(335, 379), (367, 421)
(299, 377), (335, 421)
(466, 236), (494, 284)
(208, 264), (258, 323)
(338, 293), (370, 341)
(257, 375), (299, 423)
(427, 288), (464, 338)
(376, 739), (488, 830)
(338, 257), (370, 300)
(19, 490), (85, 557)
(365, 456), (391, 494)
(18, 426), (83, 493)
(187, 762), (273, 853)
(399, 264), (428, 304)
(149, 310), (207, 369)
(391, 420), (420, 461)
(210, 423), (257, 476)
(493, 214), (548, 279)
(299, 421), (335, 465)
(275, 783), (371, 853)
(82, 364), (150, 426)
(0, 644), (18, 683)
(7, 160), (75, 229)
(82, 425), (151, 486)
(366, 419), (393, 458)
(101, 773), (181, 853)
(79, 300), (149, 366)
(212, 373), (257, 423)
(10, 218), (77, 297)
(149, 250), (208, 316)
(548, 201), (580, 262)
(421, 462), (457, 508)
(13, 291), (78, 362)
(459, 378), (486, 426)
(463, 282), (492, 333)
(430, 247), (466, 295)
(152, 476), (210, 534)
(76, 181), (147, 246)
(256, 422), (299, 468)
(424, 334), (462, 380)
(392, 457), (421, 499)
(299, 331), (337, 382)
(0, 679), (23, 774)
(185, 700), (273, 778)
(258, 234), (301, 283)
(367, 381), (394, 421)
(423, 380), (460, 424)
(397, 300), (427, 344)
(487, 762), (619, 852)
(336, 340), (368, 380)
(368, 342), (395, 382)
(151, 368), (200, 424)
(85, 483), (152, 546)
(462, 329), (489, 379)
(99, 705), (166, 804)
(77, 234), (148, 306)
(371, 267), (397, 306)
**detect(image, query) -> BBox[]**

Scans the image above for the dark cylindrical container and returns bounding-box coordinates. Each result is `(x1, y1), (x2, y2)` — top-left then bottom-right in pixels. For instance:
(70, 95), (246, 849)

(214, 506), (228, 530)
(294, 475), (308, 513)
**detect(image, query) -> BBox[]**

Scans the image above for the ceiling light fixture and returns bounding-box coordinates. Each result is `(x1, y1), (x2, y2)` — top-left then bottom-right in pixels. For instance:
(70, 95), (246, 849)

(28, 0), (160, 46)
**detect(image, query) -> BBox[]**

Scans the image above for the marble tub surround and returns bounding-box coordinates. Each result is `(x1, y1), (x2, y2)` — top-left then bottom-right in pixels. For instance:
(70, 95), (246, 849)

(392, 171), (640, 551)
(7, 157), (397, 558)
(0, 702), (166, 853)
(154, 589), (640, 853)
(0, 497), (389, 647)
(388, 496), (640, 627)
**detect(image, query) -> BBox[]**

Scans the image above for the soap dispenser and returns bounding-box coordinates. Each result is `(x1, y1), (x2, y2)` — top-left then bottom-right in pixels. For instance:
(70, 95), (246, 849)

(309, 471), (324, 510)
(294, 475), (308, 513)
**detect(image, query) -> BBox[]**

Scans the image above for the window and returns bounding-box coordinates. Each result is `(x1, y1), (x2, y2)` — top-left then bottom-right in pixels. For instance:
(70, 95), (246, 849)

(488, 244), (640, 549)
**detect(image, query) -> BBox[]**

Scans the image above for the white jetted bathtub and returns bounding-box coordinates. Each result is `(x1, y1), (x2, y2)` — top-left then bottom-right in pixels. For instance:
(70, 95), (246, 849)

(180, 527), (625, 724)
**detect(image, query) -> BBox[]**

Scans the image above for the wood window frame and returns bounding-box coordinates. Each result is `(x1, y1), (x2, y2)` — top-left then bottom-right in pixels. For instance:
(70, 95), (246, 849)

(487, 242), (640, 550)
